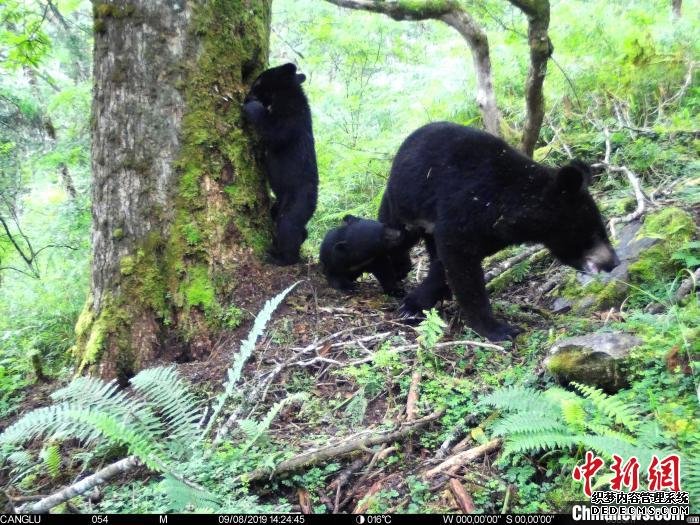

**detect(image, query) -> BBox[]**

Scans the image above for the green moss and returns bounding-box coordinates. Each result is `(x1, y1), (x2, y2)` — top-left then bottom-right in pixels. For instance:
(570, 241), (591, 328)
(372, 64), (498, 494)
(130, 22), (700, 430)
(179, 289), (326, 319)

(82, 314), (108, 371)
(561, 274), (629, 310)
(119, 255), (135, 276)
(546, 348), (588, 376)
(112, 228), (124, 240)
(183, 265), (216, 311)
(74, 298), (94, 340)
(397, 0), (453, 16)
(182, 222), (203, 246)
(629, 207), (695, 284)
(94, 3), (136, 19)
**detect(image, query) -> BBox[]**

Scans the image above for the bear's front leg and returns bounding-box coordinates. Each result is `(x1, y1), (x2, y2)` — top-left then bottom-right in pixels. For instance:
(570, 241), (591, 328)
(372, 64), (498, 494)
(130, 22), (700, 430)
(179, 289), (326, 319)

(436, 239), (520, 343)
(369, 256), (405, 298)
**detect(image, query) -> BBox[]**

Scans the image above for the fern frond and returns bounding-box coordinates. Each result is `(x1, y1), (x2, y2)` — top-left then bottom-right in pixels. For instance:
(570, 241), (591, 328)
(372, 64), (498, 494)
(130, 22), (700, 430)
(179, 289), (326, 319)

(481, 386), (557, 414)
(491, 412), (567, 437)
(130, 366), (203, 451)
(572, 382), (639, 431)
(561, 399), (586, 431)
(502, 432), (578, 456)
(161, 475), (221, 511)
(204, 282), (300, 438)
(40, 443), (61, 478)
(241, 393), (307, 453)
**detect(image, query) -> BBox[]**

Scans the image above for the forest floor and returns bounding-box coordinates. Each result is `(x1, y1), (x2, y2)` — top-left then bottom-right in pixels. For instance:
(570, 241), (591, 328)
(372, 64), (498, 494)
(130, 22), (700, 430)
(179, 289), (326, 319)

(171, 246), (562, 513)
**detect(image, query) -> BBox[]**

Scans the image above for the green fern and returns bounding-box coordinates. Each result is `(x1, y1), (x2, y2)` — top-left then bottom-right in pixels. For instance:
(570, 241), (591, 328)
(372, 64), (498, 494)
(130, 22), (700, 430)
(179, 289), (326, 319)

(0, 284), (301, 510)
(481, 386), (557, 415)
(204, 281), (300, 438)
(572, 382), (639, 431)
(160, 474), (221, 511)
(40, 443), (61, 479)
(240, 392), (307, 453)
(482, 383), (673, 464)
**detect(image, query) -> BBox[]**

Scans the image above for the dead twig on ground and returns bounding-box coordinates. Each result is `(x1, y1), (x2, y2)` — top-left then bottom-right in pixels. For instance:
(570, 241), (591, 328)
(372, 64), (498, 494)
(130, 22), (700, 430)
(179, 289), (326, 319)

(483, 245), (546, 283)
(424, 438), (502, 479)
(244, 410), (444, 482)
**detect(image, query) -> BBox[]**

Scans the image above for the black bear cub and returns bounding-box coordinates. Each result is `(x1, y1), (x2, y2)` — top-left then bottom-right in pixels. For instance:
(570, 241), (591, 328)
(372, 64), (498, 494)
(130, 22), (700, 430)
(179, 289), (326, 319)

(380, 122), (620, 342)
(320, 215), (409, 297)
(244, 63), (318, 265)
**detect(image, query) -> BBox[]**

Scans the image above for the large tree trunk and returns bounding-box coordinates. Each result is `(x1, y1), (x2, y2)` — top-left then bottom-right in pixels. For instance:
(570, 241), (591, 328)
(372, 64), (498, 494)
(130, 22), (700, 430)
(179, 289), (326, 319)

(74, 0), (273, 381)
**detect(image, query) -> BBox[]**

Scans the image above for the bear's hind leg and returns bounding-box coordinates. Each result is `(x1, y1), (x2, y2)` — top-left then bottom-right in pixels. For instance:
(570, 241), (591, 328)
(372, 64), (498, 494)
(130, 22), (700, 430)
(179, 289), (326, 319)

(269, 188), (315, 266)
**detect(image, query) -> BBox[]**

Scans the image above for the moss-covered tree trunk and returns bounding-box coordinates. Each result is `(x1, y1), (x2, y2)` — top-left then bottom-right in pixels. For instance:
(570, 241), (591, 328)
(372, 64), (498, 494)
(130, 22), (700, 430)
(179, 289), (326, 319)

(74, 0), (273, 381)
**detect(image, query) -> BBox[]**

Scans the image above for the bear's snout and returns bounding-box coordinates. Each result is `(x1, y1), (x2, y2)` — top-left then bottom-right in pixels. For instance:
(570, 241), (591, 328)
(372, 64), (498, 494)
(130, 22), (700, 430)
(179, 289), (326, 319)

(583, 242), (620, 273)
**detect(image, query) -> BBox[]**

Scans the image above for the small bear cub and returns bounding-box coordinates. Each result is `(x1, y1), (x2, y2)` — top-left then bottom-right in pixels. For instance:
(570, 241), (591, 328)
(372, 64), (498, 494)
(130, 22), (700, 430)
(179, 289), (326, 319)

(243, 63), (318, 266)
(320, 215), (406, 297)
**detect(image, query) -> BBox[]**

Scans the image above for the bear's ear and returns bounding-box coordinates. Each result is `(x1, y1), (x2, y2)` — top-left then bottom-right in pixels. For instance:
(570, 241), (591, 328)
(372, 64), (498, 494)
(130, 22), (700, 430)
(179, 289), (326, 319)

(342, 214), (360, 225)
(280, 63), (297, 75)
(555, 161), (591, 194)
(296, 73), (306, 84)
(333, 240), (349, 254)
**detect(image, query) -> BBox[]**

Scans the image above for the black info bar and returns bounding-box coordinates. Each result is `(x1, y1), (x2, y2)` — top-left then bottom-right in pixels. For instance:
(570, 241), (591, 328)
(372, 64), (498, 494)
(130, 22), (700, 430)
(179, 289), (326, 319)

(0, 514), (629, 525)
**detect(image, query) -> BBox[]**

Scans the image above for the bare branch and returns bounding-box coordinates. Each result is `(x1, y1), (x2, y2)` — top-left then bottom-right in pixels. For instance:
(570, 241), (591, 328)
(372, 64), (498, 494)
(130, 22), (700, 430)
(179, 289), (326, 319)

(20, 456), (141, 514)
(506, 0), (552, 156)
(324, 0), (502, 135)
(424, 438), (501, 478)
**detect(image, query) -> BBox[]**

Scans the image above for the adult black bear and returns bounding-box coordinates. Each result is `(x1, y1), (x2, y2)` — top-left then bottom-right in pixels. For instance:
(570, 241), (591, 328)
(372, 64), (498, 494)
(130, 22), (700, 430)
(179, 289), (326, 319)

(320, 215), (409, 297)
(379, 122), (619, 342)
(244, 63), (318, 265)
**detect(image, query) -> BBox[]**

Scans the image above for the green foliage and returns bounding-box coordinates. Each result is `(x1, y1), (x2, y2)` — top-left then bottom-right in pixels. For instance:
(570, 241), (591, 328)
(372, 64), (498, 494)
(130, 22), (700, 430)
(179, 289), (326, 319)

(417, 308), (447, 351)
(481, 384), (669, 464)
(0, 285), (300, 511)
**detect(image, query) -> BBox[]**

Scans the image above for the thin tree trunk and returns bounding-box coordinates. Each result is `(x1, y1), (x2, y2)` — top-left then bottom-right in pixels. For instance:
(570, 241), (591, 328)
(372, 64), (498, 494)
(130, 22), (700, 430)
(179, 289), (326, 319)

(671, 0), (682, 19)
(74, 0), (273, 381)
(324, 0), (502, 136)
(507, 0), (552, 157)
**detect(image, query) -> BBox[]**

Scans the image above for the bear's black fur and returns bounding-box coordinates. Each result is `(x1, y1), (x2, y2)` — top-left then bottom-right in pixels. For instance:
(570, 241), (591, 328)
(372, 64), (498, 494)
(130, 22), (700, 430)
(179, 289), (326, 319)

(244, 63), (318, 265)
(320, 215), (409, 297)
(379, 122), (619, 342)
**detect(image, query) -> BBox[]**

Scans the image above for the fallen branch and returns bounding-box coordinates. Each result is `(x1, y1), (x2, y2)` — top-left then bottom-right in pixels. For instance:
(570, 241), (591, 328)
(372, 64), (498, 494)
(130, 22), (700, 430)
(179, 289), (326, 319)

(19, 456), (141, 514)
(245, 410), (444, 482)
(483, 245), (546, 283)
(405, 368), (422, 422)
(449, 478), (476, 513)
(606, 165), (646, 239)
(592, 127), (649, 240)
(424, 438), (502, 478)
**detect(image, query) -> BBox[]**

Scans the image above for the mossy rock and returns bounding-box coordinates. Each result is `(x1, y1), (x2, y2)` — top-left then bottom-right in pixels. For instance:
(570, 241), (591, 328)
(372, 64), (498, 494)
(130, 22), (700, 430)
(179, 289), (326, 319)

(544, 332), (643, 392)
(552, 207), (696, 313)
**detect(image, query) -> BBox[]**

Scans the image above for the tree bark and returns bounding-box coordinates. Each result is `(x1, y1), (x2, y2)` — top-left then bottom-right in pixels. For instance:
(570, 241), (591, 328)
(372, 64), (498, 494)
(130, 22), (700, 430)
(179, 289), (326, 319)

(507, 0), (552, 157)
(324, 0), (502, 136)
(74, 0), (273, 381)
(671, 0), (682, 19)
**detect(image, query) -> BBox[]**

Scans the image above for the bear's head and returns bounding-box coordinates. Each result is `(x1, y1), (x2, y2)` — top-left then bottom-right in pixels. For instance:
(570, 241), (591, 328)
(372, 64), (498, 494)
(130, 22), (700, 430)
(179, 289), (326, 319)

(320, 215), (403, 284)
(544, 161), (620, 274)
(245, 63), (306, 106)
